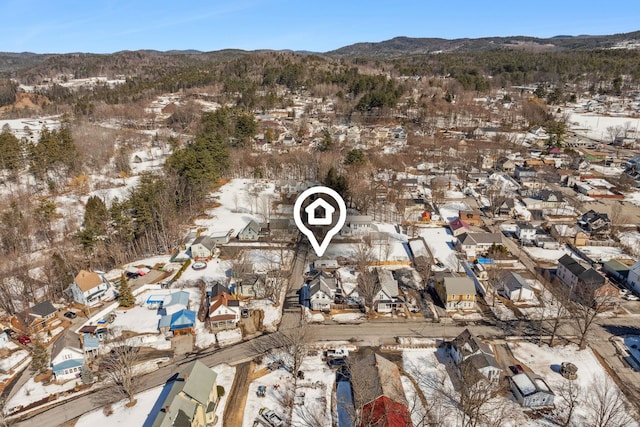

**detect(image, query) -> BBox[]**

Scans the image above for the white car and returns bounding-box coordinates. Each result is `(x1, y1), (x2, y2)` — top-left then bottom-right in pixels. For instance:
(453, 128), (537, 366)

(259, 408), (283, 427)
(624, 294), (640, 301)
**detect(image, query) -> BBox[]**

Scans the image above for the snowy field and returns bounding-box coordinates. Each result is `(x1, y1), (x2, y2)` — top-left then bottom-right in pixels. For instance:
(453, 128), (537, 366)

(196, 179), (278, 236)
(417, 227), (460, 272)
(568, 112), (640, 142)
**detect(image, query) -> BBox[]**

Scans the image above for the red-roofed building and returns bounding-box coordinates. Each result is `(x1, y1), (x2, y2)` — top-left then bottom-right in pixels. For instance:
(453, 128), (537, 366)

(361, 395), (412, 427)
(208, 292), (240, 329)
(448, 218), (471, 237)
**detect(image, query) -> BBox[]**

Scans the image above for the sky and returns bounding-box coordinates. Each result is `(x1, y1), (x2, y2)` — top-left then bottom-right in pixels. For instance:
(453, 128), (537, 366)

(2, 0), (640, 54)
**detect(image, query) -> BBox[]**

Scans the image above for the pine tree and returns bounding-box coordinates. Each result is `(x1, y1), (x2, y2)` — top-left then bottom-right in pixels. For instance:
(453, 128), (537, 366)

(80, 365), (94, 384)
(30, 340), (49, 375)
(118, 273), (136, 308)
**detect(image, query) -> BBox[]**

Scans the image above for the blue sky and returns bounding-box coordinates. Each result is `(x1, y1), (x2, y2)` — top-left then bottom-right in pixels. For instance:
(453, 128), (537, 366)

(2, 0), (639, 53)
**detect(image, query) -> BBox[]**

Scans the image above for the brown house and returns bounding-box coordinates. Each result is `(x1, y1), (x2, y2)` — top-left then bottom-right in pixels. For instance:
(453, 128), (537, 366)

(13, 300), (59, 335)
(458, 210), (482, 226)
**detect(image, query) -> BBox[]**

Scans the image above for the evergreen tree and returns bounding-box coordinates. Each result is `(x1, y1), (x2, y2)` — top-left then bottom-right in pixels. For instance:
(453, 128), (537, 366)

(30, 340), (49, 375)
(118, 273), (135, 307)
(80, 365), (94, 384)
(0, 125), (24, 173)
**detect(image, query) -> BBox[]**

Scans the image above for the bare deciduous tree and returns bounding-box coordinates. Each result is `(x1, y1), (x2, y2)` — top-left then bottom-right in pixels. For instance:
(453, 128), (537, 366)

(584, 376), (634, 427)
(252, 319), (312, 378)
(101, 336), (141, 405)
(555, 378), (582, 427)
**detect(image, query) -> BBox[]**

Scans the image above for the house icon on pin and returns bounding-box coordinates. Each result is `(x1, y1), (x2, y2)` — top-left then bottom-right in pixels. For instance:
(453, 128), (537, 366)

(305, 198), (335, 226)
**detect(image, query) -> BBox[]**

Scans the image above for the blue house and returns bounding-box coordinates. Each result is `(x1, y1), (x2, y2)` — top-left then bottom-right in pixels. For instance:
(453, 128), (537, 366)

(50, 330), (85, 381)
(159, 309), (196, 336)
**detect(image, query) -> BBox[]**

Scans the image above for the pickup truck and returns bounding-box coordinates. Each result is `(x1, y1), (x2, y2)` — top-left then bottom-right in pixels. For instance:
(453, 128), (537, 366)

(259, 408), (284, 427)
(325, 348), (349, 359)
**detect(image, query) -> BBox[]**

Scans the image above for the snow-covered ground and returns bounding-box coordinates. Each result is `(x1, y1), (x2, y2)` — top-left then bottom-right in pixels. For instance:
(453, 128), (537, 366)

(195, 179), (278, 235)
(247, 299), (282, 332)
(244, 352), (335, 427)
(568, 112), (640, 142)
(417, 227), (460, 272)
(576, 245), (629, 263)
(509, 341), (639, 426)
(438, 202), (470, 223)
(6, 376), (87, 413)
(523, 246), (570, 263)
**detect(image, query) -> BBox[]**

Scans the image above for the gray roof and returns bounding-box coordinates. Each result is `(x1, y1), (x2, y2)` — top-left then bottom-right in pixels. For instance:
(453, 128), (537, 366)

(351, 350), (406, 409)
(152, 360), (217, 427)
(444, 276), (475, 296)
(192, 235), (216, 250)
(309, 272), (337, 297)
(458, 232), (502, 246)
(501, 272), (532, 293)
(376, 268), (399, 298)
(240, 220), (261, 235)
(558, 254), (587, 277)
(167, 291), (190, 308)
(51, 329), (80, 360)
(451, 328), (493, 360)
(29, 300), (57, 318)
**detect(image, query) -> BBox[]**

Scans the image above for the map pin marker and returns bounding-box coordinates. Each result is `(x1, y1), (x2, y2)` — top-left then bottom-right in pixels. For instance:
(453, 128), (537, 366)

(294, 186), (347, 257)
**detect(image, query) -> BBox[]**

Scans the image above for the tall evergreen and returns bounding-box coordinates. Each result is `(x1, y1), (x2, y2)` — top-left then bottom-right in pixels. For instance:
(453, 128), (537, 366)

(118, 273), (135, 307)
(30, 340), (49, 375)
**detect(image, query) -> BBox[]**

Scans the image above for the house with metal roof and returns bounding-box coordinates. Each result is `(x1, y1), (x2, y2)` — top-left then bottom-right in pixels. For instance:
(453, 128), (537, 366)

(159, 309), (196, 336)
(308, 271), (338, 311)
(151, 360), (219, 427)
(498, 272), (534, 302)
(190, 235), (217, 259)
(237, 220), (262, 241)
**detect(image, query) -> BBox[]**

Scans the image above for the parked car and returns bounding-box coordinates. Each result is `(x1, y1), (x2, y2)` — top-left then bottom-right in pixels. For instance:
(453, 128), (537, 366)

(259, 408), (284, 427)
(624, 294), (640, 301)
(509, 365), (524, 374)
(64, 311), (77, 319)
(125, 271), (140, 279)
(17, 335), (31, 345)
(325, 348), (349, 359)
(241, 308), (250, 318)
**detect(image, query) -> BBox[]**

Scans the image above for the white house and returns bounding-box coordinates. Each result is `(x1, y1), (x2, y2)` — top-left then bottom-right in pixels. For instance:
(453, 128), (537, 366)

(510, 372), (555, 408)
(498, 272), (535, 302)
(373, 268), (403, 313)
(190, 235), (216, 259)
(308, 272), (338, 311)
(449, 329), (501, 382)
(50, 330), (85, 381)
(340, 215), (373, 237)
(514, 221), (537, 244)
(208, 292), (240, 329)
(70, 270), (110, 306)
(238, 220), (261, 241)
(0, 331), (8, 348)
(627, 261), (640, 294)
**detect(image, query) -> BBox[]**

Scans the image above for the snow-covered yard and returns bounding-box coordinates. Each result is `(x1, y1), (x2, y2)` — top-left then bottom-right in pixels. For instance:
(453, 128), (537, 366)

(523, 246), (570, 263)
(438, 202), (470, 223)
(6, 376), (87, 413)
(418, 227), (460, 272)
(576, 245), (629, 263)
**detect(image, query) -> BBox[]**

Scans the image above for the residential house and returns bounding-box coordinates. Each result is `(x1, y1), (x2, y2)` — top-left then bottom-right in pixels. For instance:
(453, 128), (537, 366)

(458, 210), (482, 226)
(435, 276), (476, 311)
(514, 165), (537, 181)
(313, 259), (339, 271)
(550, 224), (589, 246)
(515, 221), (537, 244)
(578, 210), (611, 238)
(151, 360), (219, 427)
(534, 233), (560, 250)
(449, 329), (502, 382)
(497, 158), (516, 173)
(354, 351), (412, 427)
(448, 218), (472, 237)
(373, 268), (403, 313)
(210, 230), (233, 245)
(498, 272), (535, 302)
(237, 220), (262, 241)
(497, 199), (517, 217)
(81, 333), (100, 359)
(208, 292), (240, 329)
(159, 309), (196, 336)
(190, 236), (216, 259)
(510, 372), (555, 408)
(14, 300), (59, 335)
(341, 215), (373, 237)
(70, 270), (110, 306)
(308, 271), (339, 311)
(233, 273), (264, 298)
(627, 261), (640, 294)
(603, 259), (633, 283)
(556, 254), (618, 305)
(538, 190), (567, 209)
(50, 330), (84, 381)
(457, 233), (503, 258)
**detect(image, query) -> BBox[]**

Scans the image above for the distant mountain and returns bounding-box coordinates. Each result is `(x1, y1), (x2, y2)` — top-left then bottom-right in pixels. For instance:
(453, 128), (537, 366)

(327, 31), (640, 58)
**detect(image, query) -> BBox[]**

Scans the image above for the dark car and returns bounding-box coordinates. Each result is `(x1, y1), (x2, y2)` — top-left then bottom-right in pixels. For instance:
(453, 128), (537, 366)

(327, 358), (346, 368)
(64, 311), (77, 319)
(126, 271), (140, 279)
(509, 365), (524, 374)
